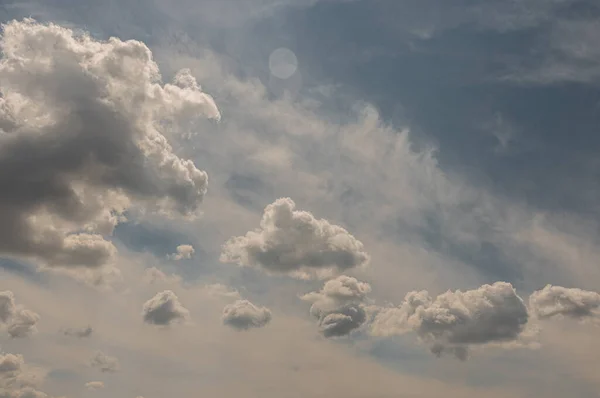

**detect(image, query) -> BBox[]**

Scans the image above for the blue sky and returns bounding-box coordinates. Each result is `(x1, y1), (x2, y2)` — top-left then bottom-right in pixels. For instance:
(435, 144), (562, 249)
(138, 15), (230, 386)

(1, 1), (600, 398)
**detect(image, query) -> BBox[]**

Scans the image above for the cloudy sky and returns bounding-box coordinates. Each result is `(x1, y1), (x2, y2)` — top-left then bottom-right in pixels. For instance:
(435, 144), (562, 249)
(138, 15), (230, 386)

(1, 0), (600, 397)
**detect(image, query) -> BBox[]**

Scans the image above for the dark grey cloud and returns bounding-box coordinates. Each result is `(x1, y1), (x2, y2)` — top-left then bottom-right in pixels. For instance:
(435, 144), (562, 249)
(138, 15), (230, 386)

(142, 290), (190, 326)
(371, 282), (529, 359)
(302, 275), (371, 337)
(89, 351), (119, 373)
(222, 300), (272, 330)
(529, 285), (600, 320)
(0, 19), (219, 273)
(221, 198), (369, 279)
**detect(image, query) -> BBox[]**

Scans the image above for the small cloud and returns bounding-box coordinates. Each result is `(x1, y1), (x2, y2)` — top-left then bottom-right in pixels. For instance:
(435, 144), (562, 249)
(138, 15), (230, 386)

(8, 309), (40, 338)
(302, 275), (371, 337)
(62, 326), (93, 338)
(142, 291), (190, 326)
(220, 198), (369, 279)
(167, 245), (195, 261)
(84, 381), (104, 391)
(90, 351), (119, 373)
(222, 300), (272, 330)
(370, 282), (529, 360)
(529, 285), (600, 320)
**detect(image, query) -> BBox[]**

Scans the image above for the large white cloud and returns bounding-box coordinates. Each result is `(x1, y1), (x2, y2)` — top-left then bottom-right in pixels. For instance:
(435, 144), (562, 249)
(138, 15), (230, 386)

(529, 285), (600, 320)
(222, 300), (272, 330)
(142, 290), (190, 326)
(371, 282), (529, 359)
(301, 275), (371, 337)
(220, 198), (369, 279)
(0, 19), (219, 274)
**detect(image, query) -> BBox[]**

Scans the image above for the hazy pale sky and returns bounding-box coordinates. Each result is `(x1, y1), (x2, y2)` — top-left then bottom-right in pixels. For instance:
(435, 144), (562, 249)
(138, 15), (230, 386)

(1, 1), (600, 397)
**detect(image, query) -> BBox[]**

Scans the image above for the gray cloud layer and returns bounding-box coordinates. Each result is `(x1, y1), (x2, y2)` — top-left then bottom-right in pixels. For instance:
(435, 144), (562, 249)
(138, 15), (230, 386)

(0, 19), (219, 272)
(222, 300), (272, 330)
(221, 198), (369, 279)
(529, 285), (600, 320)
(142, 290), (190, 326)
(302, 275), (372, 337)
(371, 282), (529, 359)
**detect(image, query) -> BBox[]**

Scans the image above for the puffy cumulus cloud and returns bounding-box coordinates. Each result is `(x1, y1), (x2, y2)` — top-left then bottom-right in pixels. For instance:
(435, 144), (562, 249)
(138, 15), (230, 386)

(84, 381), (104, 391)
(62, 326), (93, 338)
(301, 276), (372, 337)
(90, 351), (119, 373)
(0, 354), (23, 377)
(370, 282), (529, 360)
(0, 354), (48, 398)
(221, 198), (369, 279)
(0, 292), (39, 338)
(142, 290), (190, 326)
(529, 285), (600, 321)
(7, 310), (40, 339)
(167, 244), (195, 260)
(222, 300), (272, 330)
(0, 19), (219, 273)
(0, 292), (16, 324)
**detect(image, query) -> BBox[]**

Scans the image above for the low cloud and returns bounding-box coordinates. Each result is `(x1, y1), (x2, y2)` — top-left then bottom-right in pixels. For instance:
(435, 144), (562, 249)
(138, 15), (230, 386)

(142, 291), (190, 326)
(221, 198), (369, 279)
(0, 291), (16, 324)
(302, 275), (371, 337)
(0, 291), (39, 338)
(7, 310), (40, 338)
(84, 381), (104, 391)
(371, 282), (529, 360)
(90, 351), (119, 373)
(62, 326), (93, 338)
(168, 245), (195, 260)
(0, 19), (219, 274)
(222, 300), (272, 330)
(529, 285), (600, 320)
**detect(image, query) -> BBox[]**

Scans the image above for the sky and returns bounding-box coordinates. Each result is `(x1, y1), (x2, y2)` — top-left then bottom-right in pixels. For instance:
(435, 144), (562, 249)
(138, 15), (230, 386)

(1, 1), (600, 397)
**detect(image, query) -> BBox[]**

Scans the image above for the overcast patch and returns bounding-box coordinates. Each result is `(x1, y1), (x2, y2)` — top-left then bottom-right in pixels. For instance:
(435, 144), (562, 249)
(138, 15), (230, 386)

(142, 290), (190, 326)
(302, 275), (371, 337)
(529, 285), (600, 320)
(222, 300), (272, 330)
(221, 198), (369, 279)
(0, 19), (218, 274)
(371, 282), (529, 359)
